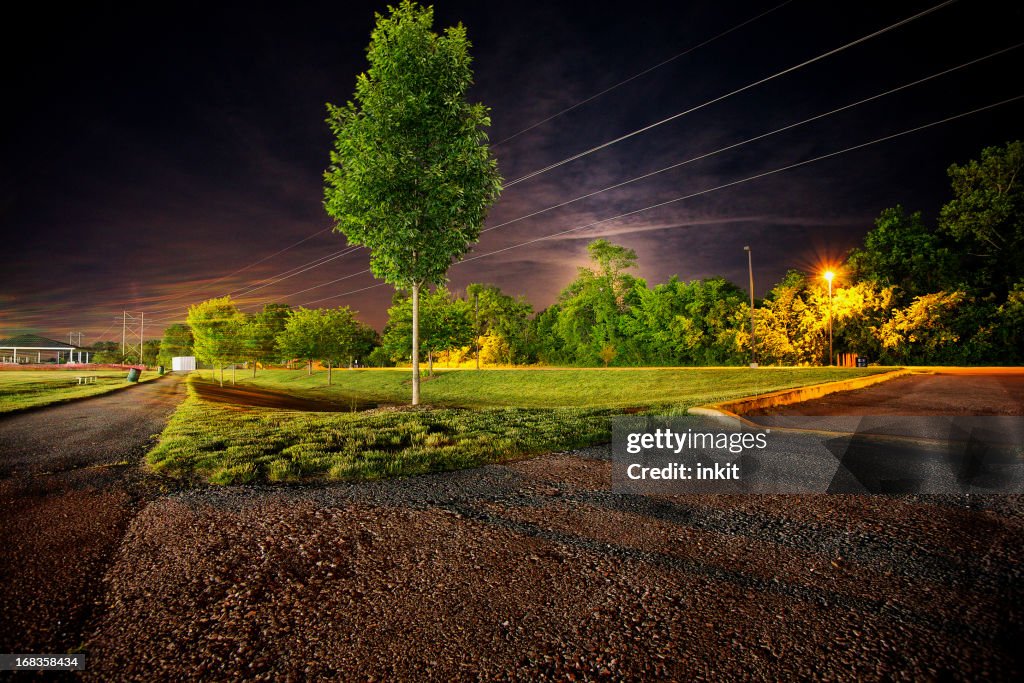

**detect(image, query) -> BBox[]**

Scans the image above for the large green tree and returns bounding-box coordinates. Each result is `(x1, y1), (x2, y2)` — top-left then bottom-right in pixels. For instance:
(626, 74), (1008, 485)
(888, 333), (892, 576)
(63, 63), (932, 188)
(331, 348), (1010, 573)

(939, 140), (1023, 296)
(323, 0), (502, 404)
(546, 240), (641, 365)
(847, 205), (956, 300)
(620, 277), (748, 365)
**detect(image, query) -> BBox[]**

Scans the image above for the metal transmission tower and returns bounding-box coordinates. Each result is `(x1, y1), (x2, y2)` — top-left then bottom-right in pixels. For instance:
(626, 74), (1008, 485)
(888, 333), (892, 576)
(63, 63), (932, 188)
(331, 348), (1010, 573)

(121, 312), (144, 364)
(68, 331), (84, 347)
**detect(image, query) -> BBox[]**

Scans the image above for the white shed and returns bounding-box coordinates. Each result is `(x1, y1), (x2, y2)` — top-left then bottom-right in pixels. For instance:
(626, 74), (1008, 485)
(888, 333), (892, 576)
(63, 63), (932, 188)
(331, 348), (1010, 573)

(171, 356), (197, 372)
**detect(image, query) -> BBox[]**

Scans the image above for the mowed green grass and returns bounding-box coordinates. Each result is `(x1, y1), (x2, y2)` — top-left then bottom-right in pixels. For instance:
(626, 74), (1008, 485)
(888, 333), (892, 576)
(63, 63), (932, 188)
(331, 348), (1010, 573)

(200, 366), (886, 409)
(148, 377), (615, 485)
(152, 366), (890, 485)
(0, 370), (159, 414)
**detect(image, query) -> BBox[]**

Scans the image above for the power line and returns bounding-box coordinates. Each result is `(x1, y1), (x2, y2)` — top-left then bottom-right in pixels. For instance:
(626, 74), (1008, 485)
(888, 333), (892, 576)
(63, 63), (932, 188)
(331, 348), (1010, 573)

(120, 0), (958, 324)
(483, 42), (1023, 234)
(504, 0), (959, 188)
(147, 246), (362, 322)
(81, 4), (794, 323)
(229, 246), (362, 299)
(295, 93), (1023, 306)
(272, 42), (1017, 307)
(141, 227), (333, 315)
(492, 0), (795, 146)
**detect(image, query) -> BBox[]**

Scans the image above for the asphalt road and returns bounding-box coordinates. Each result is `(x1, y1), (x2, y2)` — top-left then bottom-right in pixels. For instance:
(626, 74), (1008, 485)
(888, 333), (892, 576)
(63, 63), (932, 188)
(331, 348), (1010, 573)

(0, 374), (186, 652)
(745, 369), (1024, 416)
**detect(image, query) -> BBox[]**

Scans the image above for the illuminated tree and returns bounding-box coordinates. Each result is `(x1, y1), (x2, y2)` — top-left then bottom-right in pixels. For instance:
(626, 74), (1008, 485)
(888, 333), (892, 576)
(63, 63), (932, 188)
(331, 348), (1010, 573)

(323, 1), (501, 404)
(187, 297), (245, 386)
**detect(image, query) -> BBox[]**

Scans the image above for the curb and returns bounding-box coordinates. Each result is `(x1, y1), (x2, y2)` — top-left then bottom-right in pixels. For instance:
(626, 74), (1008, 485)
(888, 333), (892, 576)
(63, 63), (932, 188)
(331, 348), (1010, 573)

(687, 368), (913, 419)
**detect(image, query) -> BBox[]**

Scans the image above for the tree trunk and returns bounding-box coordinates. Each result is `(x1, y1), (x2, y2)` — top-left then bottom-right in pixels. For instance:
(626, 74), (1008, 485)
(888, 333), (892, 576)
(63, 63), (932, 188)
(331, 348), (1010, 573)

(428, 350), (433, 376)
(308, 359), (312, 376)
(253, 360), (257, 378)
(411, 282), (420, 406)
(219, 364), (224, 387)
(232, 364), (236, 385)
(328, 361), (332, 386)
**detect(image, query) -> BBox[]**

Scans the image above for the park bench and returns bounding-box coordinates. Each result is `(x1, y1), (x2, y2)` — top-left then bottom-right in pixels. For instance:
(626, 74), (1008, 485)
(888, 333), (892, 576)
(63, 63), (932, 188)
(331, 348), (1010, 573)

(74, 376), (97, 385)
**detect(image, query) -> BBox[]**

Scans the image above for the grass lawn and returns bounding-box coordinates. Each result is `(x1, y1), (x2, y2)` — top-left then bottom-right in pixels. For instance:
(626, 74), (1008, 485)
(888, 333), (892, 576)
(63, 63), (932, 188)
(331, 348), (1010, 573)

(0, 369), (160, 414)
(151, 366), (891, 485)
(197, 366), (887, 409)
(148, 377), (615, 485)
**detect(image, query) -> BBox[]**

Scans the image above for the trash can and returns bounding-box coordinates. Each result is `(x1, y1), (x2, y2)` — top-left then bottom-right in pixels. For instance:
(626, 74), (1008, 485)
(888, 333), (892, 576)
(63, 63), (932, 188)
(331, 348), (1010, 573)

(855, 356), (868, 368)
(158, 366), (165, 375)
(127, 367), (141, 382)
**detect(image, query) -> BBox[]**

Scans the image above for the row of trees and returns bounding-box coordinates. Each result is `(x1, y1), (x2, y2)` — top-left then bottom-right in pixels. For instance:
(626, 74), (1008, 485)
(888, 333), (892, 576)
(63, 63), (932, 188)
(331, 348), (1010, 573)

(183, 298), (378, 386)
(374, 140), (1023, 367)
(143, 138), (1022, 376)
(531, 141), (1024, 366)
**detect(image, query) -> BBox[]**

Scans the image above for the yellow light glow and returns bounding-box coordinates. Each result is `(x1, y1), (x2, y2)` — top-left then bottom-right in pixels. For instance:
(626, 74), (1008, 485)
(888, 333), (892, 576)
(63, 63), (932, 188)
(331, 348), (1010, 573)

(823, 270), (835, 283)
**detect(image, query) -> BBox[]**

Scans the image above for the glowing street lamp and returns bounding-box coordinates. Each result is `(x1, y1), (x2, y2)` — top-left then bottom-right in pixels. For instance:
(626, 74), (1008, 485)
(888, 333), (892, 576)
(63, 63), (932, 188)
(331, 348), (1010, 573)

(823, 270), (834, 366)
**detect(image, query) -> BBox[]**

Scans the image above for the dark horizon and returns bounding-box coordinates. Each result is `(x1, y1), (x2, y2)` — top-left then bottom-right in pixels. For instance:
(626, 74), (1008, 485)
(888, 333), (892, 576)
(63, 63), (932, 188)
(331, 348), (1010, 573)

(2, 0), (1022, 340)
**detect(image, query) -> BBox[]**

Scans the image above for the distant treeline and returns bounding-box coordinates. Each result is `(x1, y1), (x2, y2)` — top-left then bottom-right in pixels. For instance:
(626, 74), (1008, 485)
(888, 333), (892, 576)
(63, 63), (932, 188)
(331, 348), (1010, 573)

(151, 140), (1022, 369)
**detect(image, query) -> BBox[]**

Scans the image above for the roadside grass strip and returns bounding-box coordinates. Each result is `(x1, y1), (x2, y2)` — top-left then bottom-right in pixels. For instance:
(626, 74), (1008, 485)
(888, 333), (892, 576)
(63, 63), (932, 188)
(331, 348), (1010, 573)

(198, 366), (886, 409)
(149, 367), (888, 485)
(0, 370), (160, 414)
(147, 378), (616, 485)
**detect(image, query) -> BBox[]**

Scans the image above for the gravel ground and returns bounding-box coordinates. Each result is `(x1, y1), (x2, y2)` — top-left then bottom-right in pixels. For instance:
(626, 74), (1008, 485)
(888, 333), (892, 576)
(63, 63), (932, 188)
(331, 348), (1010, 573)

(0, 375), (186, 654)
(3, 371), (1022, 680)
(82, 445), (1022, 681)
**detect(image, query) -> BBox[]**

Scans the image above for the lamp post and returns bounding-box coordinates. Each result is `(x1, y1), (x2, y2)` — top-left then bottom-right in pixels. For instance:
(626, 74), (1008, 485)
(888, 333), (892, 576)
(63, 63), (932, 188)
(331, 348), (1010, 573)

(824, 270), (834, 366)
(744, 246), (757, 367)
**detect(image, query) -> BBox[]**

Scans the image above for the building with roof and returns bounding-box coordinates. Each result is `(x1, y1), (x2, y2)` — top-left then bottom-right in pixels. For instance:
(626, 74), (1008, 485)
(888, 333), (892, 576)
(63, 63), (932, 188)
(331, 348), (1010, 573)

(0, 334), (86, 364)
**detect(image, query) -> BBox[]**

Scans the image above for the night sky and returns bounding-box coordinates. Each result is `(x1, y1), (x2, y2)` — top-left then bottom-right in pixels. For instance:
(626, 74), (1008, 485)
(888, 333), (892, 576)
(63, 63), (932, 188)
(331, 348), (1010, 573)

(2, 0), (1022, 340)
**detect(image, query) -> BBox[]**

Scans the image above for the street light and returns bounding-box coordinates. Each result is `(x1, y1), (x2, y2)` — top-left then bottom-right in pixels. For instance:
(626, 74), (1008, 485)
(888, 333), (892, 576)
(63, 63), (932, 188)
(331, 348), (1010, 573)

(744, 246), (757, 367)
(823, 270), (834, 366)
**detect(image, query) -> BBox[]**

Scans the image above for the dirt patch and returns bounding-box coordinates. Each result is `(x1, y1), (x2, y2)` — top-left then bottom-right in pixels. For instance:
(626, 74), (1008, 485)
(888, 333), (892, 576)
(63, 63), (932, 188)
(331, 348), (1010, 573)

(191, 379), (378, 412)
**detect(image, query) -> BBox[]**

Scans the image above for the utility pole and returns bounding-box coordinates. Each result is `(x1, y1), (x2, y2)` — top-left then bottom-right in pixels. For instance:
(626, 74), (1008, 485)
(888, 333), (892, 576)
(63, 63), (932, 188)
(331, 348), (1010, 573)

(744, 246), (757, 368)
(824, 271), (834, 366)
(121, 311), (145, 365)
(475, 293), (480, 370)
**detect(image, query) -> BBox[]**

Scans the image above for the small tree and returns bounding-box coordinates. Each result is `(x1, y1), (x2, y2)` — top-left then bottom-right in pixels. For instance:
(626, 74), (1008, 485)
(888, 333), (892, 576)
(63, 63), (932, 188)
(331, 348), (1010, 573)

(598, 343), (617, 367)
(319, 307), (361, 385)
(187, 297), (244, 386)
(277, 307), (326, 376)
(382, 288), (473, 376)
(242, 303), (291, 376)
(323, 0), (502, 404)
